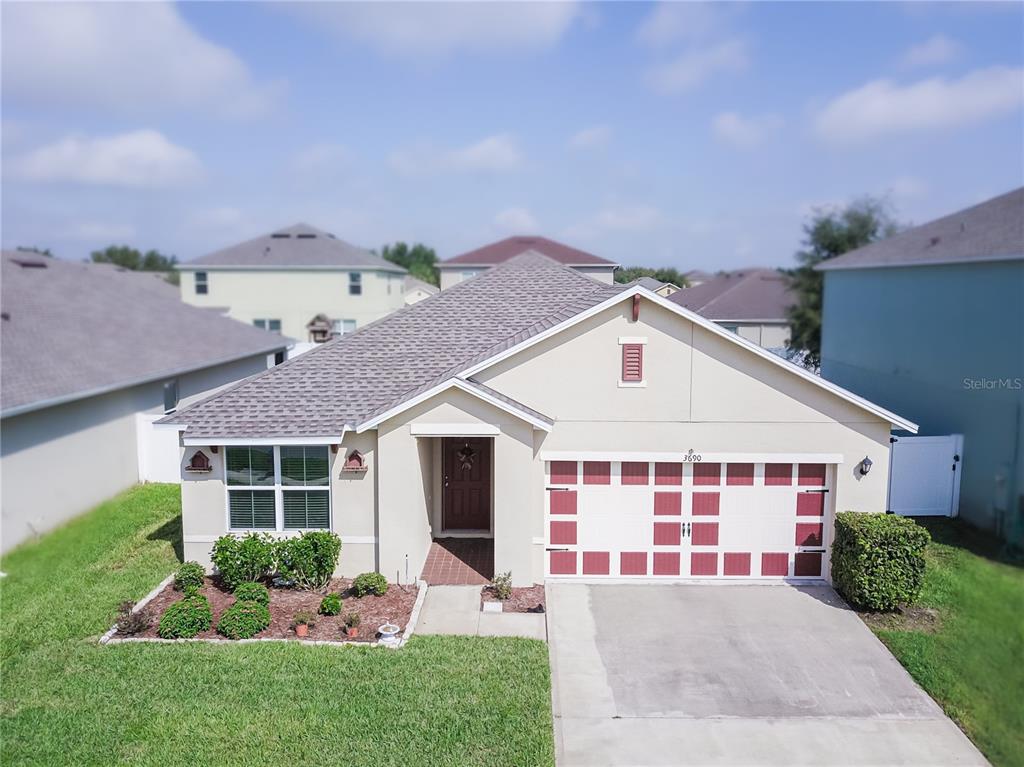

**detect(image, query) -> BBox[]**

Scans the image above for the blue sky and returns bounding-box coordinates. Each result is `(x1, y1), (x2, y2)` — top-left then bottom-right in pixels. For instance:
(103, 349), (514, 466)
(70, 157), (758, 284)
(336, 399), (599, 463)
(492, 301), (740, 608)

(3, 1), (1022, 270)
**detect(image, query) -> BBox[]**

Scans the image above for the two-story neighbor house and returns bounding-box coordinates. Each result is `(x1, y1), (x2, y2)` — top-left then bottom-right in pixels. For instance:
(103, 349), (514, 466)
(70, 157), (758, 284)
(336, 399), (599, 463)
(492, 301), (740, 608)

(177, 224), (407, 341)
(819, 188), (1023, 538)
(1, 251), (289, 553)
(438, 235), (619, 290)
(161, 254), (914, 587)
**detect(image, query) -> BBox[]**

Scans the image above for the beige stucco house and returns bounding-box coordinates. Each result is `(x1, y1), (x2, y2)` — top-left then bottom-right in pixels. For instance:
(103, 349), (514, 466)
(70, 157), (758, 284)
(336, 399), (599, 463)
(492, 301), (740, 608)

(0, 252), (288, 554)
(177, 224), (407, 342)
(669, 268), (795, 350)
(438, 235), (619, 290)
(162, 254), (914, 586)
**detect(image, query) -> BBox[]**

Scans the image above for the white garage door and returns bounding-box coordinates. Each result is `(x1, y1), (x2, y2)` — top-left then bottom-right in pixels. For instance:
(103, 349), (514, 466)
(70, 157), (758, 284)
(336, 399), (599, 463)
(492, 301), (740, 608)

(544, 458), (833, 579)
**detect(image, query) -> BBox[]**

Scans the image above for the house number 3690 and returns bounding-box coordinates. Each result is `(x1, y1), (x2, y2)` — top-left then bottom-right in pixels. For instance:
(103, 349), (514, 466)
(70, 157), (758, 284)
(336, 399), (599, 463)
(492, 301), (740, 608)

(682, 449), (702, 462)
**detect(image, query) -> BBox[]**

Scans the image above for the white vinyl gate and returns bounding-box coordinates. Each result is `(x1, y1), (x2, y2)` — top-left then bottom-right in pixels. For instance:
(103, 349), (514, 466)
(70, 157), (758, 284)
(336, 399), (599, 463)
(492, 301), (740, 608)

(544, 457), (835, 579)
(888, 434), (963, 517)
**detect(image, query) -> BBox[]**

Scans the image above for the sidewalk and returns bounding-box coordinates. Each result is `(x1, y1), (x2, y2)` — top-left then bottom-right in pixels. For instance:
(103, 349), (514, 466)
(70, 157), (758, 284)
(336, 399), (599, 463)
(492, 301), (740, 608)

(416, 585), (547, 640)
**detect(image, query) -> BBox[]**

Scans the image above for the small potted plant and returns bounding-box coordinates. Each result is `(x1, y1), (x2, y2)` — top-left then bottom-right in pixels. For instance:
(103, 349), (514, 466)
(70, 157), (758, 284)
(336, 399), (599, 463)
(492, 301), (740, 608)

(343, 612), (360, 638)
(291, 610), (316, 638)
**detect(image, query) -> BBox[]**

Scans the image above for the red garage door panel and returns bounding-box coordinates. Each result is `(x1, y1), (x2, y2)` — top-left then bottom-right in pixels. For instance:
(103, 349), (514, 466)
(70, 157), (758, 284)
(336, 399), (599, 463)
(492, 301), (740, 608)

(546, 459), (832, 580)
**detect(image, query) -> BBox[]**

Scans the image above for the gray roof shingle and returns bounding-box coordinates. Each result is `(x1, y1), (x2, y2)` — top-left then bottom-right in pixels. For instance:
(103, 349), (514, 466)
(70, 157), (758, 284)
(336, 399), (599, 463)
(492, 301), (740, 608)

(180, 223), (405, 271)
(160, 253), (623, 438)
(440, 236), (618, 267)
(1, 252), (290, 416)
(668, 268), (793, 322)
(818, 187), (1024, 271)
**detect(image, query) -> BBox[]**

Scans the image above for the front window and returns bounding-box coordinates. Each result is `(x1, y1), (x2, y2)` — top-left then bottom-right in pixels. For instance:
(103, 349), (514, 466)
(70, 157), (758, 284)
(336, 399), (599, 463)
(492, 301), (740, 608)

(332, 319), (357, 335)
(163, 379), (179, 414)
(226, 445), (331, 531)
(461, 270), (477, 280)
(253, 319), (282, 333)
(195, 271), (208, 295)
(349, 272), (362, 295)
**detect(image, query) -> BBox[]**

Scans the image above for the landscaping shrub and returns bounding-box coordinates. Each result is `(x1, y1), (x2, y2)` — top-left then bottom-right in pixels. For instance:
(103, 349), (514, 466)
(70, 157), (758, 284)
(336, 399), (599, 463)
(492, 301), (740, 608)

(352, 572), (388, 597)
(115, 600), (152, 636)
(491, 571), (513, 601)
(275, 532), (341, 591)
(319, 592), (343, 616)
(832, 511), (931, 611)
(233, 581), (270, 606)
(157, 594), (212, 639)
(210, 533), (275, 590)
(217, 600), (271, 639)
(174, 561), (206, 592)
(344, 612), (361, 629)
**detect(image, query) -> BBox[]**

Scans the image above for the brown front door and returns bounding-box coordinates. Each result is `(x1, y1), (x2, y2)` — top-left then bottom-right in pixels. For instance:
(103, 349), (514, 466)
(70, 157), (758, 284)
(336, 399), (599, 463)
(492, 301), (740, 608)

(442, 438), (491, 531)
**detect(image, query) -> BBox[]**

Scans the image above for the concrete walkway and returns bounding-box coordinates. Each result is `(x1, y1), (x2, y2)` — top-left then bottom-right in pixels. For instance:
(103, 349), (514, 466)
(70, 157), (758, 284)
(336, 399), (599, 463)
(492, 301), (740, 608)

(416, 585), (547, 640)
(548, 583), (987, 766)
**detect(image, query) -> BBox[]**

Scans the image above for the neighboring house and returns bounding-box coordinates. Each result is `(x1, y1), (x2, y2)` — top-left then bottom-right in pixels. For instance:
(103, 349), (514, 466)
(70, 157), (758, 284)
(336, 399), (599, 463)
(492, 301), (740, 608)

(630, 276), (681, 298)
(669, 268), (794, 349)
(819, 187), (1024, 536)
(684, 269), (713, 286)
(177, 223), (407, 341)
(161, 253), (913, 586)
(0, 252), (289, 554)
(437, 235), (619, 289)
(404, 276), (439, 306)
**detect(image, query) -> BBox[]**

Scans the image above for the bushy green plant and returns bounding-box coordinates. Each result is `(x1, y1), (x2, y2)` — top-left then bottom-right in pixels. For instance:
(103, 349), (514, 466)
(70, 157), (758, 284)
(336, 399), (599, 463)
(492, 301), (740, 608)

(291, 610), (316, 630)
(157, 595), (212, 639)
(174, 561), (206, 592)
(319, 592), (343, 616)
(275, 532), (341, 591)
(831, 512), (931, 611)
(351, 572), (388, 598)
(210, 533), (275, 590)
(217, 600), (271, 639)
(233, 581), (270, 606)
(491, 571), (513, 601)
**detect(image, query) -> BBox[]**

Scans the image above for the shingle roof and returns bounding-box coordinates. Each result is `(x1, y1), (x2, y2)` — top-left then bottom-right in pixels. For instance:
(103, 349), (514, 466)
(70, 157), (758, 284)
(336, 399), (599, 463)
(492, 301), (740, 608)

(160, 253), (623, 438)
(179, 223), (405, 271)
(629, 277), (670, 292)
(440, 236), (618, 267)
(403, 276), (439, 295)
(1, 252), (290, 416)
(668, 268), (793, 322)
(818, 187), (1024, 271)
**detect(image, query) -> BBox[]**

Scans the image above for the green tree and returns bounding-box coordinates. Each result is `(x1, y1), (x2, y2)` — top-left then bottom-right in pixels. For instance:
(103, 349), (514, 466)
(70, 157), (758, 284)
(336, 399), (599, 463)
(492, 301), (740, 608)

(785, 197), (899, 368)
(379, 242), (439, 286)
(614, 266), (689, 287)
(90, 245), (179, 285)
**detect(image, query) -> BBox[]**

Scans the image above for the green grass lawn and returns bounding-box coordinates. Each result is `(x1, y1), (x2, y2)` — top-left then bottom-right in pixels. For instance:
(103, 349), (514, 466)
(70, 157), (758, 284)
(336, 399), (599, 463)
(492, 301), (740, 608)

(869, 518), (1024, 767)
(0, 484), (554, 767)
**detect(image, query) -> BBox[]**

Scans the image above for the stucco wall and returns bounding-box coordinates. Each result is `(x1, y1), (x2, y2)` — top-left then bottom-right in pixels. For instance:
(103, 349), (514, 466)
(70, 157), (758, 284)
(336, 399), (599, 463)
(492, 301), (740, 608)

(729, 322), (790, 349)
(1, 353), (271, 554)
(821, 262), (1024, 533)
(180, 268), (406, 340)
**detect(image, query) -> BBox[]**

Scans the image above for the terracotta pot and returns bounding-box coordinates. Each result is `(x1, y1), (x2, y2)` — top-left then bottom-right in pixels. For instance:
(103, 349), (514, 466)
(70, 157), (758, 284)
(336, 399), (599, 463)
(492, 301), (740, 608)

(345, 626), (358, 638)
(295, 624), (309, 638)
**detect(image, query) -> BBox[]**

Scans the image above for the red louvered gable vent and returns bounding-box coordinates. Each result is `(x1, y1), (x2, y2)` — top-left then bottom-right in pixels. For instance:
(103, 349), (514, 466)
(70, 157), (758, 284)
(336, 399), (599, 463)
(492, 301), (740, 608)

(621, 343), (643, 382)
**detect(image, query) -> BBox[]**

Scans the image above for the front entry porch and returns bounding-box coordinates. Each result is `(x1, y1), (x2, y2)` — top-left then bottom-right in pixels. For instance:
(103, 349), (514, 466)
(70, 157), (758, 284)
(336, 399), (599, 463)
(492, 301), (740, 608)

(421, 538), (494, 585)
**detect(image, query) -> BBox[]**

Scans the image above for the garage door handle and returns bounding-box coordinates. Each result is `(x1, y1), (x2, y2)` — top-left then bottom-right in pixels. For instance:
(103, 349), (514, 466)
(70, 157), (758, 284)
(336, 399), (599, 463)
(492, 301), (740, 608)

(546, 547), (569, 552)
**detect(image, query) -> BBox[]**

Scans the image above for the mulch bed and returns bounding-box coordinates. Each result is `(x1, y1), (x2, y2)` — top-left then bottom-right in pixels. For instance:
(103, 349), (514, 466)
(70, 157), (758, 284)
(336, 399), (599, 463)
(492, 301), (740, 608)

(480, 584), (546, 613)
(858, 604), (943, 634)
(123, 577), (418, 643)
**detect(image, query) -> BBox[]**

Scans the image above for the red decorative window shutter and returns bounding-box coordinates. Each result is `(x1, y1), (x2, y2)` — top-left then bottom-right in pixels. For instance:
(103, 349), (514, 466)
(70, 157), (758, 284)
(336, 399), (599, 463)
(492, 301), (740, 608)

(621, 343), (643, 382)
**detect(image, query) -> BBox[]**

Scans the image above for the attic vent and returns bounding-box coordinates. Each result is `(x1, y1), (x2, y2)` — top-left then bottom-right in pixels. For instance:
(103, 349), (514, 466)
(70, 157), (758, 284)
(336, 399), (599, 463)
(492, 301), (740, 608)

(11, 258), (47, 269)
(297, 233), (317, 239)
(271, 233), (291, 239)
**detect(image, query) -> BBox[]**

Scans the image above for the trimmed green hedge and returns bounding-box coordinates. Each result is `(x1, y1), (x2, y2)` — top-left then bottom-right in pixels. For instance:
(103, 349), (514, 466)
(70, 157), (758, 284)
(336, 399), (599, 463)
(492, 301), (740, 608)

(831, 512), (931, 611)
(217, 600), (271, 639)
(233, 582), (270, 606)
(157, 595), (212, 639)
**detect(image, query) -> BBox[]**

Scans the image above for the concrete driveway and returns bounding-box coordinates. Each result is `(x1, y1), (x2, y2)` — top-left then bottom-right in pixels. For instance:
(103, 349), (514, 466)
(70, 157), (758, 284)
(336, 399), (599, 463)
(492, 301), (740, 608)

(547, 583), (987, 766)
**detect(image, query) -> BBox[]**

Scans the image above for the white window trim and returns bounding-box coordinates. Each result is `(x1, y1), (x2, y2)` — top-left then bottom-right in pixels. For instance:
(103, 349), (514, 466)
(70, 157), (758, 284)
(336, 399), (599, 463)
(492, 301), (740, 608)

(223, 445), (333, 533)
(617, 336), (648, 345)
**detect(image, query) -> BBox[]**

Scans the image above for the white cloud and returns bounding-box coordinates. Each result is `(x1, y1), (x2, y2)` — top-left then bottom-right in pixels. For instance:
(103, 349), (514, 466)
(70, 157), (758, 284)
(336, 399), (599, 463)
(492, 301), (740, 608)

(390, 134), (524, 175)
(1, 2), (282, 117)
(285, 2), (581, 58)
(814, 66), (1024, 144)
(12, 130), (203, 188)
(901, 35), (962, 69)
(568, 124), (612, 150)
(646, 40), (748, 94)
(493, 207), (539, 233)
(635, 3), (733, 48)
(712, 112), (783, 148)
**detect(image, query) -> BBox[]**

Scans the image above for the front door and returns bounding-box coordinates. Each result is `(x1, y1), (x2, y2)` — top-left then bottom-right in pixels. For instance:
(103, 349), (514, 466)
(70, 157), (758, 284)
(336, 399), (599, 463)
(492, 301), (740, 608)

(442, 438), (491, 531)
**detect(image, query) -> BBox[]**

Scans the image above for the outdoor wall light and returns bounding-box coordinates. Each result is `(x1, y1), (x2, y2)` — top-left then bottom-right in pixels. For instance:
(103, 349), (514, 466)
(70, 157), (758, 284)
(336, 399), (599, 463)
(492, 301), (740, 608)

(859, 456), (873, 476)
